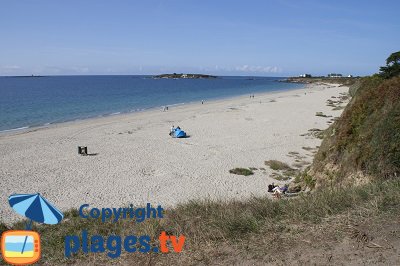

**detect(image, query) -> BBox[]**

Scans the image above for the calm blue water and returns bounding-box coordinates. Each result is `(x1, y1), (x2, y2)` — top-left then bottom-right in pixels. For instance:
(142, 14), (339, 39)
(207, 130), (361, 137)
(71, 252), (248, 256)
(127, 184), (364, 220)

(0, 75), (303, 132)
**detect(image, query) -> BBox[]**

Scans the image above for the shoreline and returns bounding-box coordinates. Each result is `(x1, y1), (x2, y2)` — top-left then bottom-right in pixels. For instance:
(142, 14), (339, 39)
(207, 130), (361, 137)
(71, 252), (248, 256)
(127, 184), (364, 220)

(0, 85), (303, 137)
(0, 83), (349, 224)
(0, 75), (299, 134)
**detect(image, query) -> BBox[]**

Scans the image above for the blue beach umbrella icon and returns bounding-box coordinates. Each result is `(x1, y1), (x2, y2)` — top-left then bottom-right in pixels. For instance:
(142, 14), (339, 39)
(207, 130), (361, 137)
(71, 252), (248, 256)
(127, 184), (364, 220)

(8, 193), (64, 253)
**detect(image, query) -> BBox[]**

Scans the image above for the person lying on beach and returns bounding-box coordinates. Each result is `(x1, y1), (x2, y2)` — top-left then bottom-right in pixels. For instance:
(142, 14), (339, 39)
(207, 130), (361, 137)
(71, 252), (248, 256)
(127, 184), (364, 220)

(269, 183), (288, 192)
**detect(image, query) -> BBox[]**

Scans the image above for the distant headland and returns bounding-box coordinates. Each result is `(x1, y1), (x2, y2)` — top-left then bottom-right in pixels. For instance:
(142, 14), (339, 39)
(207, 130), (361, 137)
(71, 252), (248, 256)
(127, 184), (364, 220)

(153, 73), (217, 79)
(4, 75), (45, 78)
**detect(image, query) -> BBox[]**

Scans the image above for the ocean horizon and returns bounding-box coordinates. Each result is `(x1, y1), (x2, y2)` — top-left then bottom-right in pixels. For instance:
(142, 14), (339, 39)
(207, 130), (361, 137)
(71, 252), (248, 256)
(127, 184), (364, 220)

(0, 75), (303, 132)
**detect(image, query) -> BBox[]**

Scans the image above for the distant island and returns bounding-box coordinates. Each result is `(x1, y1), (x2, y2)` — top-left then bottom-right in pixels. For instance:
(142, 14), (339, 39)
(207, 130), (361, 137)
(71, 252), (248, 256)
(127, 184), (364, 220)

(153, 73), (217, 79)
(5, 75), (45, 78)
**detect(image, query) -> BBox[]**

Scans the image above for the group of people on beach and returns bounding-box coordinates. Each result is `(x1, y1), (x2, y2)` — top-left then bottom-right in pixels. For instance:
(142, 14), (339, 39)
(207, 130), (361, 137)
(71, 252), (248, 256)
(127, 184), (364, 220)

(163, 100), (204, 112)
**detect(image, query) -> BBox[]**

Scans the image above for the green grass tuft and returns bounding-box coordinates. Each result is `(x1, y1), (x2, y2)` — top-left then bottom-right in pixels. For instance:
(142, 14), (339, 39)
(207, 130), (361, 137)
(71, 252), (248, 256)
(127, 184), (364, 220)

(229, 168), (254, 176)
(265, 160), (292, 171)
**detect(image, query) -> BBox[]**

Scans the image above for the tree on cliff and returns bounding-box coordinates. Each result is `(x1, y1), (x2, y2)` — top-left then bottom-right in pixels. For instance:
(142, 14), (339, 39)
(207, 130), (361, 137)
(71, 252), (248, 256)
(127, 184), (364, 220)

(380, 51), (400, 79)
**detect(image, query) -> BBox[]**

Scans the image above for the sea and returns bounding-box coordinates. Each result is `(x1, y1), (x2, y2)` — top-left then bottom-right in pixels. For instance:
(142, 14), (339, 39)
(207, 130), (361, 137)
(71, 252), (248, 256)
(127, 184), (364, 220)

(0, 75), (303, 132)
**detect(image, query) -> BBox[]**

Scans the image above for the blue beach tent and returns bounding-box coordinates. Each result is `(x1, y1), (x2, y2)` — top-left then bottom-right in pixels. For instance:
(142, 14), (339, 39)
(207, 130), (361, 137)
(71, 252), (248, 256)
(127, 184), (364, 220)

(173, 128), (187, 138)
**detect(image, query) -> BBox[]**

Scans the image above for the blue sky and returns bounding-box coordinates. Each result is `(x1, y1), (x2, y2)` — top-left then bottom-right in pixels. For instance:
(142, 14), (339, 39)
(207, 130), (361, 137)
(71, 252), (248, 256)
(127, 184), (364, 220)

(1, 0), (399, 76)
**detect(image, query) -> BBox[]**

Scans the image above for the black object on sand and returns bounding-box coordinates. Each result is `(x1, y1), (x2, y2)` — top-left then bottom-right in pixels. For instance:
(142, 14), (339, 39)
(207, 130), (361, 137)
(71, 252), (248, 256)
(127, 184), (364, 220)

(78, 146), (88, 155)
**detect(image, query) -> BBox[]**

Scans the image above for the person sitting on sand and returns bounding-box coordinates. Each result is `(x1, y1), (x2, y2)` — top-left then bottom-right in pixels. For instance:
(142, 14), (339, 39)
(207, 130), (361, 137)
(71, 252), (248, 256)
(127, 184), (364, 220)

(169, 125), (175, 136)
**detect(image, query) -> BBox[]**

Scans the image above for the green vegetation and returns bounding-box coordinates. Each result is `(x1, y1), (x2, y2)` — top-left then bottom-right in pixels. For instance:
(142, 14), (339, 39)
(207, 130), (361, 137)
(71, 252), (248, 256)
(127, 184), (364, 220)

(229, 167), (254, 176)
(315, 112), (331, 118)
(265, 160), (298, 179)
(314, 76), (400, 184)
(270, 172), (291, 181)
(301, 128), (325, 139)
(286, 77), (359, 86)
(265, 160), (292, 171)
(311, 51), (400, 187)
(332, 105), (345, 110)
(348, 78), (362, 96)
(301, 171), (316, 189)
(327, 93), (350, 110)
(379, 51), (400, 79)
(1, 179), (398, 264)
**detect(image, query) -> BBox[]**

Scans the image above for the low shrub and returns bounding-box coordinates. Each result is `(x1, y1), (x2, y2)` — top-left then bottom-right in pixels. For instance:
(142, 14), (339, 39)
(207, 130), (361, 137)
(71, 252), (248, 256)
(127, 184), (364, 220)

(229, 168), (254, 176)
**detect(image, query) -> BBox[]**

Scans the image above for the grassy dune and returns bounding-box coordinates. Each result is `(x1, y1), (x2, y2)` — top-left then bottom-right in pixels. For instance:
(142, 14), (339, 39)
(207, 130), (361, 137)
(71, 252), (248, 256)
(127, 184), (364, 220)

(1, 179), (399, 265)
(313, 76), (400, 186)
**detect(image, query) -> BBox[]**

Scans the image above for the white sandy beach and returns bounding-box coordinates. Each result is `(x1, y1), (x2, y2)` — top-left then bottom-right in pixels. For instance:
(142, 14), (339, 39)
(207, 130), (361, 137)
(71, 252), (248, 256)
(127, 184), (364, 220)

(0, 83), (349, 224)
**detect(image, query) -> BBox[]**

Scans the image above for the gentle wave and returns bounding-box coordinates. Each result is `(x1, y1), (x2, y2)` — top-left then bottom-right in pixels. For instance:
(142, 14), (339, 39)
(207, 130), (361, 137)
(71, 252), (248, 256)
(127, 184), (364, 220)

(0, 126), (30, 133)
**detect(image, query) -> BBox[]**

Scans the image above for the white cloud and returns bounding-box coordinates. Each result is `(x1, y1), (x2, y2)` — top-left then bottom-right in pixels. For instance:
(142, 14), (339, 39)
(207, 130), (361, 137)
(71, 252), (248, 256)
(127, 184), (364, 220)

(0, 65), (22, 75)
(1, 65), (21, 70)
(235, 65), (281, 73)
